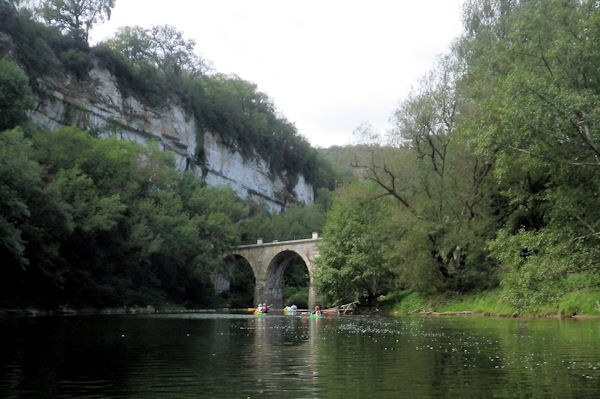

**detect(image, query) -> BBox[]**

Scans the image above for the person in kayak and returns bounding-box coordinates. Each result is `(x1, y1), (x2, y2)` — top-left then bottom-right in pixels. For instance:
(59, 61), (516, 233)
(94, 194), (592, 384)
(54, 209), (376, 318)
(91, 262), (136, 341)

(284, 304), (297, 312)
(312, 306), (321, 315)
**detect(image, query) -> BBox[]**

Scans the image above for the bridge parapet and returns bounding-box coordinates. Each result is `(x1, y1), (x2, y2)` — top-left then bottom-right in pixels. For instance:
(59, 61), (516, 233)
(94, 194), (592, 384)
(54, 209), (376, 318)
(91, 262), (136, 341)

(237, 232), (321, 249)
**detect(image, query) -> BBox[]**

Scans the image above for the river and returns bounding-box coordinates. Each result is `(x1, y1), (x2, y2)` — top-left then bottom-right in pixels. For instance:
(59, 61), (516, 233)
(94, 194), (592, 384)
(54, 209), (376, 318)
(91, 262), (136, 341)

(1, 313), (599, 398)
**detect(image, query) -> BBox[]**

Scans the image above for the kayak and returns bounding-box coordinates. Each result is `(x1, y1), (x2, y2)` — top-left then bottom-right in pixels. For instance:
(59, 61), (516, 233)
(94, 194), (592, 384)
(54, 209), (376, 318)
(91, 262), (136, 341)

(283, 309), (297, 315)
(310, 313), (322, 318)
(255, 312), (267, 316)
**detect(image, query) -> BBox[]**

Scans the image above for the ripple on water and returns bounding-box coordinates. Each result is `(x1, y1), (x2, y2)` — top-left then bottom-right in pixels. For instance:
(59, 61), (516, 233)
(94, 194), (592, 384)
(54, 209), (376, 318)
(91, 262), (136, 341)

(1, 314), (600, 398)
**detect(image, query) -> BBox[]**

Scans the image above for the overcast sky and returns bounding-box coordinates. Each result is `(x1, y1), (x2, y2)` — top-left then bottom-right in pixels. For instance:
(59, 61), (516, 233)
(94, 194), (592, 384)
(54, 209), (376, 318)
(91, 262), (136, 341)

(90, 0), (466, 148)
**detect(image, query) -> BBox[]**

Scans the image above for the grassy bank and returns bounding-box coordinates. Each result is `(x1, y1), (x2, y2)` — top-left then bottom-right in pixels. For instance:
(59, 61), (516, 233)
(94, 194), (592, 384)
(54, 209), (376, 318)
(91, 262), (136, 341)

(382, 288), (600, 318)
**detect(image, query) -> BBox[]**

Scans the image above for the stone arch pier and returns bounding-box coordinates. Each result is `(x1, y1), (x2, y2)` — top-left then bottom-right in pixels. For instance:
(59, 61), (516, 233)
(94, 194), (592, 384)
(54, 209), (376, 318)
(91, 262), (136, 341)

(228, 233), (321, 309)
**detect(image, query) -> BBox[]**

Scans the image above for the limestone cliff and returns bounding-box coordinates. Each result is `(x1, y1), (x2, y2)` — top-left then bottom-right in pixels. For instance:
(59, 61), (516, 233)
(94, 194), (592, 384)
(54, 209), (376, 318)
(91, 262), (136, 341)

(28, 60), (314, 212)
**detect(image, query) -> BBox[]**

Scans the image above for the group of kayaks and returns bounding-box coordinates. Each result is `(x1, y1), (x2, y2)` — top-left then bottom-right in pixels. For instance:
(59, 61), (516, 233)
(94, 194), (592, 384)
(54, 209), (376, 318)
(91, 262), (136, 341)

(284, 308), (322, 318)
(250, 305), (323, 318)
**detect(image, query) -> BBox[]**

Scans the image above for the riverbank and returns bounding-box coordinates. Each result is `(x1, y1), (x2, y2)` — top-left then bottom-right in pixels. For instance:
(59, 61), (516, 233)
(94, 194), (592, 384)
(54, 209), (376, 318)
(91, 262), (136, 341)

(383, 288), (600, 318)
(0, 305), (271, 318)
(0, 304), (219, 318)
(0, 305), (158, 317)
(3, 288), (599, 319)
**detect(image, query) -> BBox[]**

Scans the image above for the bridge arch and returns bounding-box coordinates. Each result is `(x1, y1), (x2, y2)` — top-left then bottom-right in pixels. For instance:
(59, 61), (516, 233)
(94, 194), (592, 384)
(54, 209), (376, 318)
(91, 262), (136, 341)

(227, 233), (321, 309)
(264, 249), (311, 308)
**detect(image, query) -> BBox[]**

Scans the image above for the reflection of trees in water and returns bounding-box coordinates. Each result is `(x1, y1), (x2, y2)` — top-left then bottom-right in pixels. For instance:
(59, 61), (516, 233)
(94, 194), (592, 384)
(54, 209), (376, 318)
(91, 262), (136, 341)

(249, 315), (320, 395)
(4, 316), (600, 397)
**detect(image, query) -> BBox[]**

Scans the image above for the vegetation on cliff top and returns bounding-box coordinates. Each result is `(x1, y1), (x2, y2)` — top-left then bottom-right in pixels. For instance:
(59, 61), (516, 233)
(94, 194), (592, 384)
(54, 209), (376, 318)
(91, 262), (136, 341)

(0, 0), (334, 190)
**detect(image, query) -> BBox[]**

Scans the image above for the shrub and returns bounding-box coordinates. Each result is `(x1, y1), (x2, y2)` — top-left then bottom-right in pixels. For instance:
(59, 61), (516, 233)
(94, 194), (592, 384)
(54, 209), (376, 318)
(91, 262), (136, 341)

(0, 58), (34, 130)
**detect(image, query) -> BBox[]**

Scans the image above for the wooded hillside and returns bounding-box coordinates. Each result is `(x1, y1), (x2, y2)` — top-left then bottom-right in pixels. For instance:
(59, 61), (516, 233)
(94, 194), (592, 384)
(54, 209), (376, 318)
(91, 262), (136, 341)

(315, 0), (600, 315)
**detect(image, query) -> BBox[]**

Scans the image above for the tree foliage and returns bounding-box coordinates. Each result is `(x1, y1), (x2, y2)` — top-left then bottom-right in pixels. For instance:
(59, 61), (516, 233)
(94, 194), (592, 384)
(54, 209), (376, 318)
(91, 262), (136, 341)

(0, 128), (42, 269)
(101, 24), (206, 77)
(341, 57), (498, 296)
(315, 183), (398, 305)
(315, 0), (600, 312)
(457, 0), (600, 311)
(0, 126), (270, 308)
(0, 58), (34, 130)
(0, 1), (94, 82)
(36, 0), (115, 41)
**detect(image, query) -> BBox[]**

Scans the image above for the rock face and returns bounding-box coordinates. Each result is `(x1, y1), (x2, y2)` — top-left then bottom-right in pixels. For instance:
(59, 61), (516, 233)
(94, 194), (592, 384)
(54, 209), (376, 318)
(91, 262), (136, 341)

(29, 61), (314, 212)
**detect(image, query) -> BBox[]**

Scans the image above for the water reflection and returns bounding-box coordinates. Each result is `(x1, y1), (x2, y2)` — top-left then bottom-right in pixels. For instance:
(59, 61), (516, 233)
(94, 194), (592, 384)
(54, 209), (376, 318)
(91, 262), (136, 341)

(1, 314), (600, 398)
(246, 314), (321, 397)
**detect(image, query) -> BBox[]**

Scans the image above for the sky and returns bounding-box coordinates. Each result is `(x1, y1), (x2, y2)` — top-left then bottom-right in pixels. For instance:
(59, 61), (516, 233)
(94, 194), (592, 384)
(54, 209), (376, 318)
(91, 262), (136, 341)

(90, 0), (466, 148)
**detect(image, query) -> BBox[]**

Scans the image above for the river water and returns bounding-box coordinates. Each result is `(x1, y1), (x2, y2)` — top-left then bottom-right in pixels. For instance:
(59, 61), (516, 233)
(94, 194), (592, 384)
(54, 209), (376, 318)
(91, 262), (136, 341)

(1, 313), (599, 398)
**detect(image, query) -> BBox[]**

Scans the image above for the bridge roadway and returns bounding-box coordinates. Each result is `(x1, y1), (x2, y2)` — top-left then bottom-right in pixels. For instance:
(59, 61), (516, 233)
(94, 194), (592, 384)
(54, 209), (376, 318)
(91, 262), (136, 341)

(227, 233), (321, 309)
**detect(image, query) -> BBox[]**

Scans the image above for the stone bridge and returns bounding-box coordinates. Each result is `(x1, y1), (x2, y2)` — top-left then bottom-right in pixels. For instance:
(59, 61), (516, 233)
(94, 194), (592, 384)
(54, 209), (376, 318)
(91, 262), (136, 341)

(224, 233), (321, 309)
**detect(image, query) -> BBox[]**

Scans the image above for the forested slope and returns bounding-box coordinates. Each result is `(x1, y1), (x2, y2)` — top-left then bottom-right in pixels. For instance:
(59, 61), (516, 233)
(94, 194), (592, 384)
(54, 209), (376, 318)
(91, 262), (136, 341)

(314, 0), (600, 316)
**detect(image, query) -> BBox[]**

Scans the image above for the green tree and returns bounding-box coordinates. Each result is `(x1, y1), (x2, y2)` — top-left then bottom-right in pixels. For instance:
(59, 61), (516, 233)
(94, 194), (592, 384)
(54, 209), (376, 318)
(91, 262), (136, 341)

(458, 0), (600, 310)
(100, 26), (149, 64)
(315, 182), (398, 305)
(0, 128), (41, 268)
(5, 126), (249, 308)
(0, 58), (34, 130)
(146, 24), (205, 77)
(350, 57), (498, 293)
(102, 24), (206, 77)
(36, 0), (115, 41)
(0, 128), (83, 306)
(266, 203), (326, 242)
